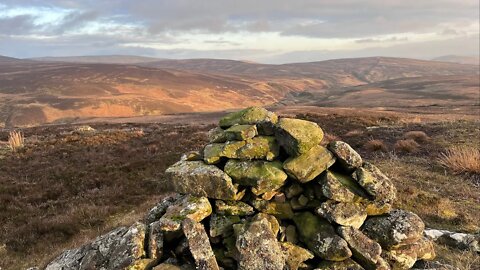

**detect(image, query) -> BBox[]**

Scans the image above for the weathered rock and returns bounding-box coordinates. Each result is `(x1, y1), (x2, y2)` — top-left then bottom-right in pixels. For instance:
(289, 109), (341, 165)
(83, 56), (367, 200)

(235, 136), (279, 160)
(283, 145), (336, 183)
(424, 228), (480, 252)
(165, 161), (239, 200)
(215, 200), (255, 216)
(159, 195), (212, 232)
(317, 201), (367, 229)
(337, 226), (382, 270)
(207, 127), (227, 143)
(252, 199), (295, 219)
(280, 242), (314, 270)
(285, 183), (304, 199)
(225, 124), (258, 140)
(286, 224), (298, 244)
(152, 263), (183, 270)
(384, 237), (436, 269)
(362, 209), (425, 249)
(293, 211), (352, 261)
(45, 222), (148, 270)
(363, 201), (392, 216)
(147, 221), (164, 262)
(219, 107), (278, 128)
(316, 258), (365, 270)
(320, 171), (369, 203)
(203, 143), (224, 164)
(256, 213), (281, 236)
(412, 260), (458, 270)
(328, 141), (363, 171)
(275, 118), (324, 156)
(145, 194), (183, 224)
(224, 160), (287, 195)
(222, 140), (247, 157)
(234, 215), (286, 270)
(209, 214), (241, 238)
(353, 162), (397, 204)
(181, 151), (202, 161)
(182, 219), (220, 270)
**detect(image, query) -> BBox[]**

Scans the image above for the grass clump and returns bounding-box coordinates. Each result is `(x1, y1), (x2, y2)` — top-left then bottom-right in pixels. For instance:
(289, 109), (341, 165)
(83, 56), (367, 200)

(364, 139), (387, 152)
(404, 130), (429, 143)
(438, 146), (480, 176)
(394, 139), (420, 153)
(8, 131), (24, 152)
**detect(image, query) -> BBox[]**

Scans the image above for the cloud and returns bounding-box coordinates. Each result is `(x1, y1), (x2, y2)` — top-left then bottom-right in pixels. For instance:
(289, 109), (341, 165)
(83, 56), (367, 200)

(0, 14), (36, 34)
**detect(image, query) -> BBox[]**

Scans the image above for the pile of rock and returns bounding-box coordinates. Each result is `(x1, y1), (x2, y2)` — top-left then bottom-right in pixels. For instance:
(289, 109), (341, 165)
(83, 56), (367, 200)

(46, 107), (436, 270)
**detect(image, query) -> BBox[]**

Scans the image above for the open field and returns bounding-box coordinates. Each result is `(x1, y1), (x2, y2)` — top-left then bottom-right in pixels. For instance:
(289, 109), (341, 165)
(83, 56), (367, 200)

(0, 108), (478, 269)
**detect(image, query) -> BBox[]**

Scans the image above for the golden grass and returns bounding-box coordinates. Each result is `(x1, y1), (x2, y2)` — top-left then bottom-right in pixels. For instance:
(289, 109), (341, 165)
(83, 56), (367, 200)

(8, 130), (24, 151)
(394, 139), (420, 153)
(364, 139), (388, 152)
(438, 146), (480, 175)
(404, 130), (429, 143)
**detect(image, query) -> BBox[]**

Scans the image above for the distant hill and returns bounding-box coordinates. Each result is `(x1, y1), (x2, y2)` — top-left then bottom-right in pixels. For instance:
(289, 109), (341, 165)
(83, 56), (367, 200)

(432, 55), (479, 65)
(0, 56), (478, 127)
(30, 55), (163, 64)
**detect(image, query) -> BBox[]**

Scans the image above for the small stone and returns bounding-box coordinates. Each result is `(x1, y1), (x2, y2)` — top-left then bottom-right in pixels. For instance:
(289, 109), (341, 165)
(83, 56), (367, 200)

(285, 183), (304, 199)
(219, 107), (278, 128)
(363, 201), (392, 216)
(362, 209), (425, 249)
(280, 242), (314, 270)
(203, 143), (224, 164)
(252, 199), (295, 219)
(316, 258), (365, 270)
(182, 219), (220, 270)
(320, 171), (369, 203)
(283, 145), (336, 183)
(286, 225), (298, 244)
(159, 195), (212, 232)
(316, 201), (367, 229)
(274, 193), (286, 203)
(255, 213), (281, 237)
(328, 141), (363, 171)
(261, 190), (278, 200)
(164, 161), (239, 200)
(207, 127), (227, 143)
(275, 118), (324, 156)
(224, 160), (288, 195)
(337, 226), (382, 270)
(152, 263), (183, 270)
(145, 194), (182, 224)
(215, 200), (255, 216)
(234, 215), (286, 270)
(353, 162), (396, 204)
(209, 214), (241, 238)
(298, 195), (309, 206)
(181, 151), (202, 161)
(225, 124), (258, 140)
(293, 211), (352, 261)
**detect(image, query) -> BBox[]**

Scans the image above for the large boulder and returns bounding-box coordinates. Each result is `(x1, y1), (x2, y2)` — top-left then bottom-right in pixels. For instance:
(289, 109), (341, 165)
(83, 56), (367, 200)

(293, 211), (352, 261)
(165, 161), (239, 200)
(283, 145), (336, 183)
(275, 118), (324, 156)
(362, 210), (425, 249)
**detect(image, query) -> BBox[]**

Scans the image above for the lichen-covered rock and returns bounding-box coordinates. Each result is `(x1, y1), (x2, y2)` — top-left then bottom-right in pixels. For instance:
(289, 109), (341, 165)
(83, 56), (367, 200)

(424, 228), (479, 252)
(316, 201), (367, 229)
(208, 127), (227, 143)
(275, 118), (324, 156)
(215, 200), (255, 216)
(182, 219), (220, 270)
(145, 194), (183, 224)
(283, 145), (336, 183)
(209, 214), (241, 238)
(165, 161), (239, 200)
(320, 171), (369, 203)
(353, 162), (396, 204)
(225, 124), (258, 140)
(337, 226), (382, 270)
(328, 141), (363, 171)
(285, 183), (304, 199)
(384, 237), (436, 270)
(45, 222), (147, 270)
(280, 242), (314, 270)
(293, 212), (352, 261)
(148, 221), (164, 262)
(181, 151), (202, 161)
(159, 195), (212, 232)
(363, 201), (392, 216)
(219, 107), (278, 128)
(224, 160), (287, 195)
(412, 261), (458, 270)
(234, 215), (286, 270)
(203, 143), (225, 164)
(316, 258), (365, 270)
(252, 199), (295, 219)
(362, 209), (425, 249)
(235, 136), (279, 160)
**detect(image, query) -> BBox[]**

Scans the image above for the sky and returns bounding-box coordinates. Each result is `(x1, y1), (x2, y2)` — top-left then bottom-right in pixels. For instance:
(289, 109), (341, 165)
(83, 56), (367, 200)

(0, 0), (478, 63)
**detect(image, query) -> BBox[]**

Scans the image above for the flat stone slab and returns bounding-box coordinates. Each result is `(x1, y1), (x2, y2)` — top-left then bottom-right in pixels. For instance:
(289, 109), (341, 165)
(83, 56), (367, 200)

(219, 107), (278, 128)
(182, 219), (220, 270)
(328, 141), (363, 171)
(337, 226), (382, 270)
(275, 118), (324, 156)
(283, 145), (336, 183)
(159, 195), (212, 232)
(316, 201), (367, 229)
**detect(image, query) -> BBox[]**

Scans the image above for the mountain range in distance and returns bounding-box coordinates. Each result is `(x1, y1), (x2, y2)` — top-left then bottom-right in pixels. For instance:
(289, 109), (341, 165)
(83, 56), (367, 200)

(0, 54), (478, 127)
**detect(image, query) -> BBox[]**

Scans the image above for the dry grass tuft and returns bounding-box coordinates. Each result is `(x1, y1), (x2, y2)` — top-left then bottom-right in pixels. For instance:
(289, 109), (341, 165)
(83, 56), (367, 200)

(404, 130), (429, 143)
(8, 130), (24, 151)
(344, 129), (364, 137)
(321, 133), (341, 145)
(394, 139), (420, 153)
(364, 139), (388, 152)
(438, 146), (480, 176)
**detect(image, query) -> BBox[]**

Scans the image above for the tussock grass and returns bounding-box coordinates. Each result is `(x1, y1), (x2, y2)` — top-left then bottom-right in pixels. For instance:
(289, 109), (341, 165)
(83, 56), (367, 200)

(8, 130), (24, 151)
(438, 146), (480, 176)
(404, 130), (429, 143)
(394, 139), (420, 153)
(364, 139), (388, 152)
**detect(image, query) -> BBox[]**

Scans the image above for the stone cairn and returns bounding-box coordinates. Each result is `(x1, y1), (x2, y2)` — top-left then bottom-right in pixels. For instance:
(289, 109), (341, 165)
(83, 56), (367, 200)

(46, 107), (436, 270)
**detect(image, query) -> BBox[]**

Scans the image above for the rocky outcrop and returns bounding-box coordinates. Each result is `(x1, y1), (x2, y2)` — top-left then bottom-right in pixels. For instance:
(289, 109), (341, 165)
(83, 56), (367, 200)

(46, 107), (439, 270)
